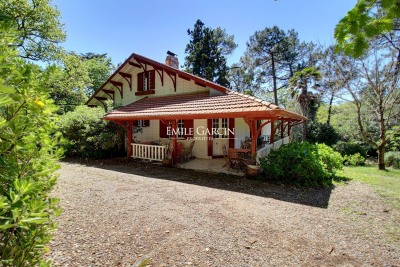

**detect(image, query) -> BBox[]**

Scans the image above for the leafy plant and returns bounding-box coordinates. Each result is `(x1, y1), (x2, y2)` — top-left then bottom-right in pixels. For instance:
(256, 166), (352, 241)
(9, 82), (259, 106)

(333, 141), (368, 159)
(344, 153), (366, 166)
(0, 58), (62, 265)
(260, 142), (343, 187)
(306, 120), (340, 146)
(385, 151), (400, 169)
(58, 105), (140, 159)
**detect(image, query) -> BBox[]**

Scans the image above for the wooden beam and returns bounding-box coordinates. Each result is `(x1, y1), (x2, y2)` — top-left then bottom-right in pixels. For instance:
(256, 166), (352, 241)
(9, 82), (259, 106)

(153, 65), (164, 86)
(119, 72), (132, 91)
(178, 74), (190, 81)
(165, 69), (177, 91)
(102, 89), (114, 101)
(195, 81), (206, 87)
(110, 81), (123, 99)
(128, 62), (141, 68)
(103, 112), (282, 121)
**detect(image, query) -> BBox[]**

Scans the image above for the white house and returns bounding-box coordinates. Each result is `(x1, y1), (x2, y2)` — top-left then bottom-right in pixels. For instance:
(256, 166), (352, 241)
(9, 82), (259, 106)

(85, 52), (306, 164)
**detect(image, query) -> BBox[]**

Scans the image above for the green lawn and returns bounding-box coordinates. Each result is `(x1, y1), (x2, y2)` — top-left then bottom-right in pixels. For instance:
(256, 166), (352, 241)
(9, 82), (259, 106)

(337, 165), (400, 209)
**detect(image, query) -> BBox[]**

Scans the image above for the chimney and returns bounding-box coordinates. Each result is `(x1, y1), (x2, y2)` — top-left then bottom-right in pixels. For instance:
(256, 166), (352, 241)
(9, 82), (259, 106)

(165, 51), (179, 69)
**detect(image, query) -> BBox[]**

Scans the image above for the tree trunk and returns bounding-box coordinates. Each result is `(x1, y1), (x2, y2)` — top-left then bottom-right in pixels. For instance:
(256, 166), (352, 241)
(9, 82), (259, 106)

(377, 144), (385, 170)
(299, 86), (308, 142)
(327, 91), (334, 125)
(271, 54), (278, 106)
(302, 122), (306, 142)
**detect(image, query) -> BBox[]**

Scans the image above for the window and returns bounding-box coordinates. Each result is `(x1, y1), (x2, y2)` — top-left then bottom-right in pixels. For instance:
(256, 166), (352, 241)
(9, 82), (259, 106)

(137, 70), (155, 91)
(212, 119), (219, 139)
(134, 120), (150, 128)
(159, 119), (194, 139)
(221, 118), (228, 138)
(177, 119), (184, 138)
(212, 118), (229, 139)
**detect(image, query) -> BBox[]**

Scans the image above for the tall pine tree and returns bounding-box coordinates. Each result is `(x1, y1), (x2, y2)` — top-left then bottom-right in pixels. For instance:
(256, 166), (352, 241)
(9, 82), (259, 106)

(183, 20), (237, 87)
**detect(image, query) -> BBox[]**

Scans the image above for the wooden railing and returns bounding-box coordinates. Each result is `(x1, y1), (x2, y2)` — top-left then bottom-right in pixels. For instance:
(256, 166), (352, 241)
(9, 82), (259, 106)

(132, 144), (165, 161)
(256, 136), (290, 165)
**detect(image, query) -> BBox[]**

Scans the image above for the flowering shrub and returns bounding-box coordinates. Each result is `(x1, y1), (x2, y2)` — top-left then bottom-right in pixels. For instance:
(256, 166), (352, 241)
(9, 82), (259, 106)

(260, 142), (343, 187)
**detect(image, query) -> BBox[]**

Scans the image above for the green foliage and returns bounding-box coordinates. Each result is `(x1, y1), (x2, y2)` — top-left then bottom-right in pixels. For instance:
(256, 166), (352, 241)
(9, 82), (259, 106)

(81, 52), (114, 96)
(306, 121), (340, 146)
(387, 126), (400, 151)
(58, 105), (135, 159)
(385, 151), (400, 169)
(260, 142), (343, 187)
(183, 19), (237, 87)
(344, 153), (366, 166)
(0, 37), (62, 266)
(334, 0), (399, 58)
(44, 52), (92, 113)
(333, 141), (368, 159)
(0, 0), (66, 61)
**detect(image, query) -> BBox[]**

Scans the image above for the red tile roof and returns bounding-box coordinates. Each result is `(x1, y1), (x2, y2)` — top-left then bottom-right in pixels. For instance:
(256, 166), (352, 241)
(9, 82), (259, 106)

(103, 91), (307, 121)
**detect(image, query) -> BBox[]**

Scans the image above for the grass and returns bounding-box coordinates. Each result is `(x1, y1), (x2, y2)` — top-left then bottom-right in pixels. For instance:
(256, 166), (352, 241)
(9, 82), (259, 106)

(337, 165), (400, 209)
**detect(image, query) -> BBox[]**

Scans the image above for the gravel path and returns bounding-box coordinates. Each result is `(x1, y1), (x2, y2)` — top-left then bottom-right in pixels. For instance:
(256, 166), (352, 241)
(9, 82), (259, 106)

(46, 160), (400, 266)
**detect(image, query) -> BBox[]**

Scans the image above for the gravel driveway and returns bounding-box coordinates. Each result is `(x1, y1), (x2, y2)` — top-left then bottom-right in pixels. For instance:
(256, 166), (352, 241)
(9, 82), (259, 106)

(46, 159), (400, 266)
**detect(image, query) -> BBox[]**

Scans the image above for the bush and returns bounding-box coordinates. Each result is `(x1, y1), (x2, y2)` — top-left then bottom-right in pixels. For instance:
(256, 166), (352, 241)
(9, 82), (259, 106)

(343, 153), (366, 166)
(333, 141), (368, 159)
(58, 105), (139, 159)
(0, 62), (62, 266)
(385, 151), (400, 169)
(260, 142), (343, 187)
(306, 121), (340, 146)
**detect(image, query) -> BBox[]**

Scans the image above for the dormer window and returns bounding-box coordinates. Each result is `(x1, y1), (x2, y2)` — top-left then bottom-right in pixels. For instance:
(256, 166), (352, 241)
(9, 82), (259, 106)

(137, 70), (155, 92)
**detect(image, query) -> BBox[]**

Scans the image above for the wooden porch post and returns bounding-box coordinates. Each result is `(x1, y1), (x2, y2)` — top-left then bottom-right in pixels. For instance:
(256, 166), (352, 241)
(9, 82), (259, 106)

(127, 120), (133, 159)
(171, 120), (178, 165)
(281, 120), (284, 139)
(270, 122), (275, 144)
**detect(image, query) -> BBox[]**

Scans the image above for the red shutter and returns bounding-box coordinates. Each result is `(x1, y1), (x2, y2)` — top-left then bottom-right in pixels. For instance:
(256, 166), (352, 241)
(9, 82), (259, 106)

(137, 72), (143, 91)
(144, 120), (150, 127)
(207, 119), (213, 156)
(184, 120), (194, 140)
(159, 120), (168, 138)
(229, 118), (235, 148)
(150, 70), (155, 90)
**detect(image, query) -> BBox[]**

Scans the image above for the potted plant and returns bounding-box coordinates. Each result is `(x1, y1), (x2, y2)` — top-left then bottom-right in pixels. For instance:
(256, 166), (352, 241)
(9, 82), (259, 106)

(245, 153), (260, 179)
(162, 144), (173, 167)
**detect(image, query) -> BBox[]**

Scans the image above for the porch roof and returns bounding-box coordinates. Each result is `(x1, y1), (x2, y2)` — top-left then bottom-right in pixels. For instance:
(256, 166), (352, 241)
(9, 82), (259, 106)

(103, 91), (307, 121)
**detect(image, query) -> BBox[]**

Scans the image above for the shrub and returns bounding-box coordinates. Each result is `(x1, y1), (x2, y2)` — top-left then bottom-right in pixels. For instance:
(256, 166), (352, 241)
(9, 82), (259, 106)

(306, 121), (340, 146)
(260, 142), (343, 187)
(343, 153), (366, 166)
(58, 105), (140, 159)
(0, 62), (62, 266)
(333, 141), (368, 158)
(385, 151), (400, 169)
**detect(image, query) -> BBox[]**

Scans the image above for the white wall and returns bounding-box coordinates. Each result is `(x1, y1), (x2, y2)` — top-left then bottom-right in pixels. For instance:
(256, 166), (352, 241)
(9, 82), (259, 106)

(89, 60), (211, 107)
(234, 118), (250, 149)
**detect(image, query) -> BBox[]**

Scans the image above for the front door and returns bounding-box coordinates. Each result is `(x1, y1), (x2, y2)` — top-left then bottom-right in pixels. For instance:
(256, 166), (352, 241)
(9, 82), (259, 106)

(212, 118), (229, 156)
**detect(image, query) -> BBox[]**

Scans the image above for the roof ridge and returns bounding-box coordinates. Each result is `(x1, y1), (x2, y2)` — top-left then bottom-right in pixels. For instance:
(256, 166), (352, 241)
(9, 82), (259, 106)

(227, 91), (280, 110)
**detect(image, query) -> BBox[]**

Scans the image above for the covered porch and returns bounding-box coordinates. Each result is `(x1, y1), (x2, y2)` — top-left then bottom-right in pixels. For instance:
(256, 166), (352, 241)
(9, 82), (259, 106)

(102, 92), (307, 166)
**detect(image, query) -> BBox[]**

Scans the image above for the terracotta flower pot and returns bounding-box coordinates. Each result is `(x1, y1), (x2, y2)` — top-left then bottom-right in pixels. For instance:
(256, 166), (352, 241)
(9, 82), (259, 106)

(245, 164), (260, 179)
(162, 158), (173, 167)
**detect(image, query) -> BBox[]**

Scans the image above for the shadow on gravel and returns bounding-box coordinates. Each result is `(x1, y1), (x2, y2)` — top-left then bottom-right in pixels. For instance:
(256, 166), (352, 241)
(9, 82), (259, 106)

(61, 158), (335, 209)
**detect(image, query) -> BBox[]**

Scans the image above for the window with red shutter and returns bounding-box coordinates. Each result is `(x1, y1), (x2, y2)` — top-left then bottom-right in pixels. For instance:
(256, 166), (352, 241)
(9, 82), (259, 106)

(159, 120), (168, 138)
(149, 70), (155, 90)
(137, 73), (143, 91)
(184, 120), (194, 140)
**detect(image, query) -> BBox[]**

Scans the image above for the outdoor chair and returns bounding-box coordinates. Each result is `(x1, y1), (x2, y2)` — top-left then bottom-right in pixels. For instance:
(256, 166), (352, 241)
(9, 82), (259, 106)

(222, 144), (229, 167)
(227, 148), (243, 173)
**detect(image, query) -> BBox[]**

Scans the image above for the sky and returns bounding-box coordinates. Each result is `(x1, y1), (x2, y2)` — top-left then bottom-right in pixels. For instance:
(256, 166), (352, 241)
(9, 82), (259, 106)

(52, 0), (357, 67)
